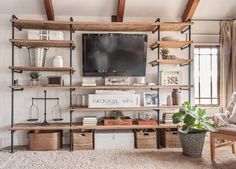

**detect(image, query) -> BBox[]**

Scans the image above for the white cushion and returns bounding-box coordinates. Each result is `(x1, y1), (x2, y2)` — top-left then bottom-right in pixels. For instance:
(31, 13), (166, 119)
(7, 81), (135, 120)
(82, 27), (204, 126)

(229, 104), (236, 124)
(226, 92), (236, 117)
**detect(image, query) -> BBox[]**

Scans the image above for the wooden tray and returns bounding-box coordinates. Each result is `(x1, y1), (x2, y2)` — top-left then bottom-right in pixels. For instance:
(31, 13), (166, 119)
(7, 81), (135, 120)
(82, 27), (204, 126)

(104, 118), (132, 125)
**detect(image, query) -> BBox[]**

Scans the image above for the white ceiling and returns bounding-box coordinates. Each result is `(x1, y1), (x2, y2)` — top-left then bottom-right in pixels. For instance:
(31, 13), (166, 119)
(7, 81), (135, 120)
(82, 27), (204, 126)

(0, 0), (235, 19)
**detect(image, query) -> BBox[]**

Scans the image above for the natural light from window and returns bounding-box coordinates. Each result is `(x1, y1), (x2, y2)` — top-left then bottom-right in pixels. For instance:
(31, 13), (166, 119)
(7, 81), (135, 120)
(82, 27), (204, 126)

(194, 46), (219, 105)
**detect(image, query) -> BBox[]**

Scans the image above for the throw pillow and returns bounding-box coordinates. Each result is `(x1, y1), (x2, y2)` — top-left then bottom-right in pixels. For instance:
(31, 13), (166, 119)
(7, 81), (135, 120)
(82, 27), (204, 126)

(229, 103), (236, 124)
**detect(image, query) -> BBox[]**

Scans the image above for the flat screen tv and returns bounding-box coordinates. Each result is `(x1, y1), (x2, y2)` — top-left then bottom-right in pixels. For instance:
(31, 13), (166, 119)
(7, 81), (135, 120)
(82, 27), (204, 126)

(82, 33), (147, 77)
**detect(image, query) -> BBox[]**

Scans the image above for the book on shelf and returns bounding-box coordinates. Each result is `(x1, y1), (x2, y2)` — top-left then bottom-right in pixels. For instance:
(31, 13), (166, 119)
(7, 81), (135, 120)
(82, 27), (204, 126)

(162, 112), (176, 124)
(83, 116), (97, 125)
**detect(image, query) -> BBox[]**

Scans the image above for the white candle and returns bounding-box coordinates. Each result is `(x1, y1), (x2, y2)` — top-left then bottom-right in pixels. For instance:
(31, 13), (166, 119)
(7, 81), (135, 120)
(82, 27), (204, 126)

(82, 95), (86, 107)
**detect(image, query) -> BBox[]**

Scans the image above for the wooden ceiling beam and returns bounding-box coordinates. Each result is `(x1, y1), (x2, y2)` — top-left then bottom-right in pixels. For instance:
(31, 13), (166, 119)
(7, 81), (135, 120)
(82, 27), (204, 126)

(116, 0), (126, 22)
(44, 0), (55, 20)
(182, 0), (200, 22)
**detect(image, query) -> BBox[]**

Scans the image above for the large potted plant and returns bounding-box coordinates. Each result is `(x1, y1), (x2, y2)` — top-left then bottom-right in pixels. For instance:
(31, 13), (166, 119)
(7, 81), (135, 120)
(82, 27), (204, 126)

(172, 101), (217, 157)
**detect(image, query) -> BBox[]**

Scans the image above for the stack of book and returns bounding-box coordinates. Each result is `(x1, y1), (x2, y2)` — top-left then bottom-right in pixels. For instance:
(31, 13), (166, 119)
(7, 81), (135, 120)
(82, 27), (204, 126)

(162, 113), (174, 124)
(83, 116), (97, 126)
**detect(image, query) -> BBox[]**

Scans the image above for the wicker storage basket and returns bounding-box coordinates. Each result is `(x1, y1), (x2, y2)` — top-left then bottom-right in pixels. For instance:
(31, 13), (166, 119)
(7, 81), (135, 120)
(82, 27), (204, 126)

(73, 130), (93, 150)
(161, 129), (181, 148)
(135, 129), (157, 149)
(29, 130), (62, 151)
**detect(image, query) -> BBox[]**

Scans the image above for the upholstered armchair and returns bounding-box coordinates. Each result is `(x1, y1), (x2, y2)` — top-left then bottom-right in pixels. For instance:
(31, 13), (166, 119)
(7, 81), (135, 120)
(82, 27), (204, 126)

(210, 92), (236, 161)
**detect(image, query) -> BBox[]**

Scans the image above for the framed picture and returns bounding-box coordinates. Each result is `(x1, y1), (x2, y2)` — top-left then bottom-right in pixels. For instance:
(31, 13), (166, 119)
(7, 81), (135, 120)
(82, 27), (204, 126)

(143, 91), (158, 106)
(161, 71), (181, 85)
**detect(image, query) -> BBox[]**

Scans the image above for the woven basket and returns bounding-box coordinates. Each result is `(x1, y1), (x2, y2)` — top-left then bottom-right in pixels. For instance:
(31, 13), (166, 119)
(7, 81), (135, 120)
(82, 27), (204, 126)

(161, 130), (181, 148)
(179, 131), (206, 158)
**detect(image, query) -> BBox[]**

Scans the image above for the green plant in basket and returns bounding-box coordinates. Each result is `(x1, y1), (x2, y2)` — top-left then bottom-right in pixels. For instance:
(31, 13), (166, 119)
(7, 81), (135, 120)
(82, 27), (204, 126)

(172, 101), (218, 158)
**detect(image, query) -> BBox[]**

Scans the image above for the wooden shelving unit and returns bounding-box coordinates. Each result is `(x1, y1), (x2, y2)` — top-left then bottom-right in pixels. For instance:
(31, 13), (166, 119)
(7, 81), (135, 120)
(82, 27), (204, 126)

(9, 16), (193, 152)
(150, 41), (192, 50)
(150, 59), (192, 66)
(9, 66), (74, 72)
(10, 84), (192, 90)
(10, 39), (75, 48)
(9, 123), (179, 131)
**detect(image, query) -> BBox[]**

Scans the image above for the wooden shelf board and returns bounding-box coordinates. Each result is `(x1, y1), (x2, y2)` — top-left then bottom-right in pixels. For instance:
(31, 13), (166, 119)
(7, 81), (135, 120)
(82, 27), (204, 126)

(9, 123), (179, 131)
(11, 19), (193, 32)
(70, 106), (182, 112)
(159, 22), (193, 31)
(71, 124), (179, 130)
(10, 84), (192, 89)
(11, 19), (72, 30)
(150, 41), (193, 49)
(10, 39), (75, 48)
(9, 123), (71, 131)
(150, 59), (191, 66)
(9, 66), (74, 72)
(73, 22), (159, 31)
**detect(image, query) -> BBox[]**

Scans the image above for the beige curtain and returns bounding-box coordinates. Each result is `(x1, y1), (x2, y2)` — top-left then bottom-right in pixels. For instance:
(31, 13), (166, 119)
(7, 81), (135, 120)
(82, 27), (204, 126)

(220, 21), (236, 109)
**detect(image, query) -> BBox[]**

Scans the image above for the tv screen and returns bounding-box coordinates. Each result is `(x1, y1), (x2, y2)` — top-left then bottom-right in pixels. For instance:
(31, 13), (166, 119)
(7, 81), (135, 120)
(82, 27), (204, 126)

(82, 33), (147, 77)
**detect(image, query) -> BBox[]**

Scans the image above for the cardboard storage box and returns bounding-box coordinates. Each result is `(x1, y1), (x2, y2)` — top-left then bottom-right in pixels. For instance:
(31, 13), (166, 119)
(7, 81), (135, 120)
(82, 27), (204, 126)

(135, 129), (157, 149)
(73, 130), (93, 150)
(29, 130), (62, 151)
(95, 130), (134, 150)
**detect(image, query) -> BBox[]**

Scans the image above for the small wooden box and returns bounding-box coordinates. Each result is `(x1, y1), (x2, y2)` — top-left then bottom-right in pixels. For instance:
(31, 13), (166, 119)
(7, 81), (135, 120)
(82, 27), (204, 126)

(73, 130), (93, 150)
(138, 119), (156, 125)
(161, 129), (181, 148)
(104, 118), (132, 125)
(135, 129), (157, 149)
(29, 130), (62, 151)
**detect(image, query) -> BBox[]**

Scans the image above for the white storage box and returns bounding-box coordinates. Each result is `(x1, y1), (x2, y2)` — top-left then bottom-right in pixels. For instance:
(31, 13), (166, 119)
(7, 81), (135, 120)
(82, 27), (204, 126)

(88, 94), (140, 108)
(27, 30), (64, 40)
(95, 130), (134, 150)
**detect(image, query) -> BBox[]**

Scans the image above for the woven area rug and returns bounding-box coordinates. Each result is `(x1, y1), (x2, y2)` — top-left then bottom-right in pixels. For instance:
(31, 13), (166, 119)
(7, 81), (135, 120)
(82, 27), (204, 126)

(0, 144), (235, 169)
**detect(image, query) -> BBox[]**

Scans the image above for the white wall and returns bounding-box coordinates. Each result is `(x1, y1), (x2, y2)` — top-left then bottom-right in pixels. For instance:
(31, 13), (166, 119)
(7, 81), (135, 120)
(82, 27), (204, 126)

(0, 14), (221, 148)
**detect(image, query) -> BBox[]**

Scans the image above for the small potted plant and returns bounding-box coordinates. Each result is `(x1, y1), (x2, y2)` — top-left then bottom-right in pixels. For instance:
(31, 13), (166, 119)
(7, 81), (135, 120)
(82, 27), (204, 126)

(160, 48), (170, 59)
(172, 101), (217, 158)
(104, 111), (132, 125)
(30, 71), (40, 86)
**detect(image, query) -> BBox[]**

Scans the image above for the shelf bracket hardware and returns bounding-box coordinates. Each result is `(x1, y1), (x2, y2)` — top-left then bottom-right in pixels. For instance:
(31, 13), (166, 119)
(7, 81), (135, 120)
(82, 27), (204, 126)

(12, 15), (22, 31)
(180, 88), (190, 91)
(13, 43), (22, 49)
(13, 70), (23, 73)
(70, 17), (75, 33)
(181, 27), (190, 34)
(13, 88), (24, 92)
(181, 44), (190, 50)
(152, 18), (160, 34)
(180, 63), (190, 67)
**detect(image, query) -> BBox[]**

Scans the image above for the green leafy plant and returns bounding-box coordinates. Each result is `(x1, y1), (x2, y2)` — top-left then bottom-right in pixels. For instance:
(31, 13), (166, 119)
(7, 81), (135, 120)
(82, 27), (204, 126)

(172, 101), (217, 133)
(160, 48), (170, 56)
(110, 111), (124, 119)
(29, 71), (40, 80)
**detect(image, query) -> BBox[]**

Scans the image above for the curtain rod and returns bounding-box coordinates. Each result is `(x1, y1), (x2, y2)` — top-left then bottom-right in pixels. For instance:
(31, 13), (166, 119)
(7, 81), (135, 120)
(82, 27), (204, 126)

(191, 18), (236, 22)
